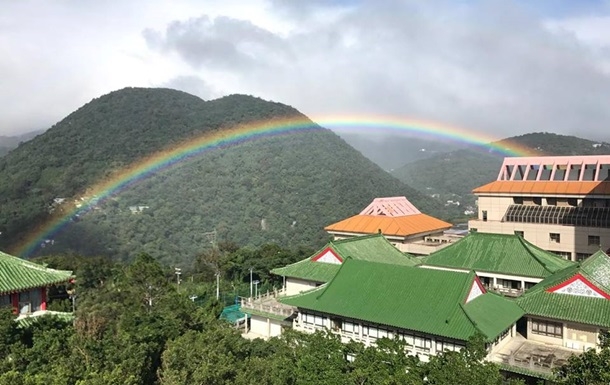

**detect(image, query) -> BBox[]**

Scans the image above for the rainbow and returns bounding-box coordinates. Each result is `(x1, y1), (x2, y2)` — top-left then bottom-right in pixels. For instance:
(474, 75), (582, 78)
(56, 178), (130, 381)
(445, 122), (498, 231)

(13, 114), (538, 257)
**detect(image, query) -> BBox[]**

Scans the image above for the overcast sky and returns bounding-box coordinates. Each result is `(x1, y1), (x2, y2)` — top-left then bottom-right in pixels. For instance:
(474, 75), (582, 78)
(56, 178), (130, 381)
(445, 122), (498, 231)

(2, 0), (610, 140)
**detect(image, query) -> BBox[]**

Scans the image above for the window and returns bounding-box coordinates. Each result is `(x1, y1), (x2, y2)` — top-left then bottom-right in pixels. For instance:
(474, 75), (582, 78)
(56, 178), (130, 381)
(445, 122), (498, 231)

(588, 235), (601, 246)
(342, 321), (359, 334)
(0, 295), (10, 307)
(514, 230), (524, 237)
(19, 291), (31, 315)
(531, 319), (563, 338)
(533, 197), (542, 205)
(550, 233), (561, 243)
(303, 313), (325, 327)
(576, 253), (591, 261)
(513, 197), (524, 205)
(482, 210), (487, 222)
(547, 198), (557, 206)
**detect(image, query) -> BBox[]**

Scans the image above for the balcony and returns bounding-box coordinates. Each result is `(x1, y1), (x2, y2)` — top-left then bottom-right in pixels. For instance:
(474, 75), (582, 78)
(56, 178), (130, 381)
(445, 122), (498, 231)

(239, 289), (295, 319)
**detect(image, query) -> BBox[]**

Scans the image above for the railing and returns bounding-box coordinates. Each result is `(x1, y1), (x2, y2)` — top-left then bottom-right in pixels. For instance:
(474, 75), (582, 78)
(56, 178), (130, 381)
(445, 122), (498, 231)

(239, 288), (294, 317)
(494, 353), (565, 374)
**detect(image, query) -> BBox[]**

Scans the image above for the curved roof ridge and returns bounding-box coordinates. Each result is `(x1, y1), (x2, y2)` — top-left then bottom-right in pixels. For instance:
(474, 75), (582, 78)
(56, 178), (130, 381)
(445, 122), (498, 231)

(315, 257), (354, 300)
(516, 235), (553, 273)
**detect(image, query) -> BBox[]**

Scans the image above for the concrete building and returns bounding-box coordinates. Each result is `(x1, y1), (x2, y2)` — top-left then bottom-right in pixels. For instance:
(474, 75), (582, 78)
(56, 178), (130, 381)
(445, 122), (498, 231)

(325, 196), (458, 255)
(469, 155), (610, 261)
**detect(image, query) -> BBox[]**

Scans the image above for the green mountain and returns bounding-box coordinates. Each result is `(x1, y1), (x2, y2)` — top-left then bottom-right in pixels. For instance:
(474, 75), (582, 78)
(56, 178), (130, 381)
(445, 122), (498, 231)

(391, 133), (610, 215)
(0, 88), (444, 266)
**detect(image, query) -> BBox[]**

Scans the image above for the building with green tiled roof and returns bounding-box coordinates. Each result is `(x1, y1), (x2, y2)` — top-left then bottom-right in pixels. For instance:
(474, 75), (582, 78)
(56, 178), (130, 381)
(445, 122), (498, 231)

(0, 250), (73, 316)
(515, 250), (610, 351)
(271, 234), (419, 295)
(422, 233), (575, 296)
(280, 259), (523, 361)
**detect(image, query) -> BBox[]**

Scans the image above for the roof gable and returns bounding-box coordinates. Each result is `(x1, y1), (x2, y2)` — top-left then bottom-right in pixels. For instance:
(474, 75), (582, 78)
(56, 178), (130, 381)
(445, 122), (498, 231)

(281, 260), (523, 341)
(517, 250), (610, 327)
(423, 232), (574, 278)
(271, 234), (418, 282)
(311, 248), (342, 264)
(465, 276), (486, 303)
(547, 273), (610, 299)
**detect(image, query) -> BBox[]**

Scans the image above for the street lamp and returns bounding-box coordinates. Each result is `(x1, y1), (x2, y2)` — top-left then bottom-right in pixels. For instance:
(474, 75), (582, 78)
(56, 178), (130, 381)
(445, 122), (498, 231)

(253, 280), (260, 298)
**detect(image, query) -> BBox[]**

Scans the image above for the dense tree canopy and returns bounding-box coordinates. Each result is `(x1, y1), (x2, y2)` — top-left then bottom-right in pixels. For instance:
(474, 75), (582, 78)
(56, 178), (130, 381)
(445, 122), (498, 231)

(0, 88), (449, 265)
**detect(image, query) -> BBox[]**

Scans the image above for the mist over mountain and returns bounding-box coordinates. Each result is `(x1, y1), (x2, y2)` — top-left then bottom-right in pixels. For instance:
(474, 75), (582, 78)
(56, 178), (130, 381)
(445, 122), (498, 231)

(0, 87), (448, 266)
(337, 132), (465, 171)
(0, 130), (45, 156)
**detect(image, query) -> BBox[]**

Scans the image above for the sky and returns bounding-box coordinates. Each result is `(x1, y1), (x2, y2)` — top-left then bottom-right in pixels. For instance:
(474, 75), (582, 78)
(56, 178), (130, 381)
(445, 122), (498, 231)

(2, 0), (610, 140)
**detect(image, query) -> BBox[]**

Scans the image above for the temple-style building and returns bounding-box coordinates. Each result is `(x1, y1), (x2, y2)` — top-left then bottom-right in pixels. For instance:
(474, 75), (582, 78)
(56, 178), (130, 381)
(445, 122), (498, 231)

(271, 233), (419, 295)
(0, 250), (73, 318)
(422, 232), (574, 295)
(324, 196), (457, 255)
(280, 259), (523, 362)
(469, 155), (610, 261)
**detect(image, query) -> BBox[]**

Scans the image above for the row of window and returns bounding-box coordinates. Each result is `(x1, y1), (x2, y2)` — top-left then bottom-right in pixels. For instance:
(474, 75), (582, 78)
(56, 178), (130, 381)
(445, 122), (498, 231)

(531, 319), (563, 338)
(515, 230), (599, 248)
(504, 205), (610, 228)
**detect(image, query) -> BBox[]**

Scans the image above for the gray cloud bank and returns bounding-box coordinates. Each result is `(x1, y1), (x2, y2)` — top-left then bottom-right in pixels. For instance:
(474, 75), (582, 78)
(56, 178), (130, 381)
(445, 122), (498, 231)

(2, 0), (610, 141)
(147, 1), (610, 140)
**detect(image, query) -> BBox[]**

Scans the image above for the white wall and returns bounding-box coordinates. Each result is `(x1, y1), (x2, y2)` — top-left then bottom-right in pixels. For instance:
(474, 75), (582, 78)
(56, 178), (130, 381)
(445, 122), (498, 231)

(285, 278), (318, 295)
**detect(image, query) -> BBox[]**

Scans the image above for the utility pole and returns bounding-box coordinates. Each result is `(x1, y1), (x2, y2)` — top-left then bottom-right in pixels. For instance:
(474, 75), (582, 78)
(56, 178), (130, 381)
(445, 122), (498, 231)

(215, 272), (220, 300)
(175, 268), (182, 286)
(250, 268), (253, 299)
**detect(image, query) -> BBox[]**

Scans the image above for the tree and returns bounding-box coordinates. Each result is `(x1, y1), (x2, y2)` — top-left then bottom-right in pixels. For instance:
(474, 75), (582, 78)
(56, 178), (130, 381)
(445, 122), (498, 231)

(425, 333), (517, 385)
(554, 332), (610, 385)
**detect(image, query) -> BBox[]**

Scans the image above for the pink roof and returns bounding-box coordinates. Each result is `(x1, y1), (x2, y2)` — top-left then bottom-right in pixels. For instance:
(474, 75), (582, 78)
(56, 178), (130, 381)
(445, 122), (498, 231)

(496, 155), (610, 182)
(359, 197), (421, 217)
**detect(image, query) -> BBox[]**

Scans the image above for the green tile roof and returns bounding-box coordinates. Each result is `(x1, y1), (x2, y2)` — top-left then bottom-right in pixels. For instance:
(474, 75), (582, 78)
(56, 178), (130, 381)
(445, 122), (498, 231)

(423, 233), (574, 278)
(0, 251), (73, 295)
(271, 234), (419, 282)
(280, 259), (523, 342)
(517, 250), (610, 327)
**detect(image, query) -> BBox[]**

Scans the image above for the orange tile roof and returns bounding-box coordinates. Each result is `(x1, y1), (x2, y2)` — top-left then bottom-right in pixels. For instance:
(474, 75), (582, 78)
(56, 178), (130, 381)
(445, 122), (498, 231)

(324, 214), (452, 238)
(473, 181), (610, 195)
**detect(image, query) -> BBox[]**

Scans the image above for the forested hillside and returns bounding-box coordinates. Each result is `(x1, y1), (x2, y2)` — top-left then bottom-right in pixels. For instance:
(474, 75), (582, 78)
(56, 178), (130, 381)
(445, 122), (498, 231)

(392, 133), (610, 213)
(0, 88), (443, 265)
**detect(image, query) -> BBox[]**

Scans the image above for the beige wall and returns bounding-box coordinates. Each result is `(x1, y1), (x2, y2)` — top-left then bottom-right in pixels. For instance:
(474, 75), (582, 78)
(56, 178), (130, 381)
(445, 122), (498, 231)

(527, 317), (601, 351)
(470, 195), (610, 261)
(285, 277), (318, 295)
(249, 314), (284, 339)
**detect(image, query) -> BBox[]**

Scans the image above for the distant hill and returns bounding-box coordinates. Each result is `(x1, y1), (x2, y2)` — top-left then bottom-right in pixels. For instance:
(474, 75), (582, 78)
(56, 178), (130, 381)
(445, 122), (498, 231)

(0, 88), (445, 266)
(391, 132), (610, 216)
(338, 132), (464, 171)
(0, 130), (44, 156)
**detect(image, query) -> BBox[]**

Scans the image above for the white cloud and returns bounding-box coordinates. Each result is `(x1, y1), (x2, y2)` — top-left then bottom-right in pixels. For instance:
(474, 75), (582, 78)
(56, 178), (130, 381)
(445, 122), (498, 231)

(1, 0), (610, 141)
